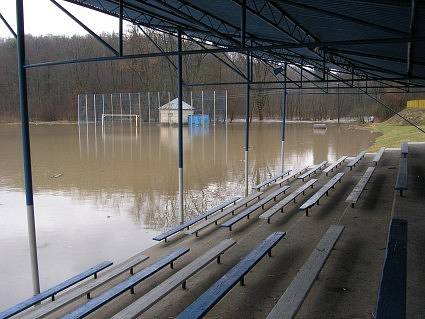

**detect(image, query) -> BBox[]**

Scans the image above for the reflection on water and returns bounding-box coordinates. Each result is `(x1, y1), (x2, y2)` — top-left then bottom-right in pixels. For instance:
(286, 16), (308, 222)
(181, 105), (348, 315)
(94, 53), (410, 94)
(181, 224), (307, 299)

(0, 123), (377, 308)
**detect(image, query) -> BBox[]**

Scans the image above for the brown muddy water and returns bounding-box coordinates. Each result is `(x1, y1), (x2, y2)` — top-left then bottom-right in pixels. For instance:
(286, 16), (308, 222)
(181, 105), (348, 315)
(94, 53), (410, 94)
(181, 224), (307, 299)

(0, 122), (377, 308)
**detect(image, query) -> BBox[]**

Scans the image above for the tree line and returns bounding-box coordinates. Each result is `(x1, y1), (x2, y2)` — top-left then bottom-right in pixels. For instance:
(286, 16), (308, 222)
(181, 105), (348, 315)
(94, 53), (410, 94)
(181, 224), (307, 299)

(0, 28), (419, 123)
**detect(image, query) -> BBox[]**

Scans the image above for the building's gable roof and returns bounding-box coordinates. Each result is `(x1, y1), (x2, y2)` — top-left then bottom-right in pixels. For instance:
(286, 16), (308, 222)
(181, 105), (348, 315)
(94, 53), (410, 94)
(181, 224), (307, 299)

(159, 98), (194, 111)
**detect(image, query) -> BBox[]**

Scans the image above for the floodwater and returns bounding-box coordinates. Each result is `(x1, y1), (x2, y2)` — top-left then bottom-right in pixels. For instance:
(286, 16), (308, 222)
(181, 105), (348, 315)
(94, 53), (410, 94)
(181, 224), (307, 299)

(0, 122), (377, 308)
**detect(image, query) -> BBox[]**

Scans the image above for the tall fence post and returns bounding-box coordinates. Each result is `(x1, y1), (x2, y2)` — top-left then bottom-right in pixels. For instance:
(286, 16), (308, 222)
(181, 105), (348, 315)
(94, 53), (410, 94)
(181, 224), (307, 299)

(190, 91), (193, 107)
(147, 92), (151, 123)
(201, 90), (204, 124)
(213, 90), (216, 124)
(93, 94), (97, 125)
(225, 90), (228, 123)
(337, 83), (340, 124)
(138, 92), (141, 123)
(16, 0), (40, 295)
(77, 94), (80, 125)
(85, 94), (88, 125)
(157, 91), (161, 122)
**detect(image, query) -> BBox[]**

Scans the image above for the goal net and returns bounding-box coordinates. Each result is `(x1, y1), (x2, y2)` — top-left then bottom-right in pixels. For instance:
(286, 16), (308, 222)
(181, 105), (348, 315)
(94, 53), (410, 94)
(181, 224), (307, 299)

(101, 114), (139, 127)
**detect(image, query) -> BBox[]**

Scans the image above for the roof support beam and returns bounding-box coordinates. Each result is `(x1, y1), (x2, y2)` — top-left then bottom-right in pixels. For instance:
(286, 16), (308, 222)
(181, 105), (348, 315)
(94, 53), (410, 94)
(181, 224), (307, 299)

(407, 0), (417, 76)
(0, 12), (17, 38)
(49, 0), (119, 56)
(50, 0), (118, 55)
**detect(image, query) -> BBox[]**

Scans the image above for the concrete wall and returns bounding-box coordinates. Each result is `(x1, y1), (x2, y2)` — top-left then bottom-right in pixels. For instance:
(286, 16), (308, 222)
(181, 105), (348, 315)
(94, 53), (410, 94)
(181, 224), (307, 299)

(159, 109), (194, 124)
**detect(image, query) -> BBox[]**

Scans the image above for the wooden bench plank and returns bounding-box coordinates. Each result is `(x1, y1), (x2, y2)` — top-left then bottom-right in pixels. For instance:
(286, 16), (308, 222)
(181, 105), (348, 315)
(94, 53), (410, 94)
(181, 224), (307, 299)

(266, 225), (344, 319)
(401, 142), (408, 158)
(323, 156), (347, 176)
(299, 173), (344, 216)
(345, 167), (375, 207)
(220, 185), (290, 231)
(176, 232), (286, 319)
(186, 192), (262, 237)
(63, 248), (189, 319)
(111, 239), (237, 319)
(347, 151), (366, 170)
(298, 161), (328, 181)
(395, 157), (408, 196)
(372, 148), (385, 165)
(375, 219), (407, 319)
(260, 179), (317, 223)
(0, 261), (113, 319)
(22, 254), (149, 319)
(252, 169), (291, 191)
(153, 197), (241, 242)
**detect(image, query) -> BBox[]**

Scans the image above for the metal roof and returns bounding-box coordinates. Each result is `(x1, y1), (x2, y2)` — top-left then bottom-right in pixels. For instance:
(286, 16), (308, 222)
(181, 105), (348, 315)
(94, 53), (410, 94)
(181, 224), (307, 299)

(64, 0), (425, 86)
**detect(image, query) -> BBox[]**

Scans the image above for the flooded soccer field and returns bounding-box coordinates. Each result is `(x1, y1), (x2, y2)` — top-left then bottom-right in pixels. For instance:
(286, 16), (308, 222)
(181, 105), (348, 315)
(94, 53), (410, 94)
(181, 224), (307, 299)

(0, 122), (377, 308)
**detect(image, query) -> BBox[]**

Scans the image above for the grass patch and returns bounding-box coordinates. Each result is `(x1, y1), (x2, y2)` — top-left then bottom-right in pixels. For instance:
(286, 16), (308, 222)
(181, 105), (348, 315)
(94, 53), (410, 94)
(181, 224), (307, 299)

(367, 123), (425, 152)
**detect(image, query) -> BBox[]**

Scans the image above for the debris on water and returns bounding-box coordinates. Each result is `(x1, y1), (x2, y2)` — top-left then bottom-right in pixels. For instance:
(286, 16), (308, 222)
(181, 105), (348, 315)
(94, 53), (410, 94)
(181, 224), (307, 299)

(50, 173), (63, 178)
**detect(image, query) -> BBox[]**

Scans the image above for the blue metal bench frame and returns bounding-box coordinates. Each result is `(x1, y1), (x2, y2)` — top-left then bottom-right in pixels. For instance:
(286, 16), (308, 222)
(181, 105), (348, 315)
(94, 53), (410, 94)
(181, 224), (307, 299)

(221, 186), (290, 231)
(153, 197), (240, 242)
(401, 142), (408, 158)
(299, 173), (344, 216)
(252, 169), (291, 191)
(0, 261), (113, 319)
(176, 232), (286, 319)
(63, 248), (190, 319)
(347, 151), (366, 170)
(395, 157), (408, 196)
(374, 219), (407, 319)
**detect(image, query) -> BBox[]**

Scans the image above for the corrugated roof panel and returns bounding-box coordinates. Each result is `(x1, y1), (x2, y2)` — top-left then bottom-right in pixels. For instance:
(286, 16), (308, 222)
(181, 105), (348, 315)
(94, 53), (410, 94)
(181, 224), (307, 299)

(62, 0), (425, 82)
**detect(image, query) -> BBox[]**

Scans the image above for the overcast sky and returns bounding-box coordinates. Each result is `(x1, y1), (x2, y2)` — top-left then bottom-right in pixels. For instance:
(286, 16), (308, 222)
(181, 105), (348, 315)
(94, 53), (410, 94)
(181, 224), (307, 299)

(0, 0), (124, 38)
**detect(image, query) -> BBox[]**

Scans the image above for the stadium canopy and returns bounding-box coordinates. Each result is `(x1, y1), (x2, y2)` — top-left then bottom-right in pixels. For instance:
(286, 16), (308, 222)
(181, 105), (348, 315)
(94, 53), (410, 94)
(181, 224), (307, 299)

(57, 0), (425, 89)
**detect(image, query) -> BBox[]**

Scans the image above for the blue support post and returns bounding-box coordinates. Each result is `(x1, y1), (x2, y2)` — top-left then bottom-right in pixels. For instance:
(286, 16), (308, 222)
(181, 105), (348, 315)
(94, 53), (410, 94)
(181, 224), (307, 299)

(16, 0), (40, 295)
(177, 29), (184, 223)
(241, 0), (250, 196)
(281, 62), (287, 172)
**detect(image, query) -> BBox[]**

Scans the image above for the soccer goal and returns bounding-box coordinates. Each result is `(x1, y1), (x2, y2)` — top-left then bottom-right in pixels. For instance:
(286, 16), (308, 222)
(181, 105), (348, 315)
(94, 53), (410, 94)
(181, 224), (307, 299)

(101, 114), (139, 128)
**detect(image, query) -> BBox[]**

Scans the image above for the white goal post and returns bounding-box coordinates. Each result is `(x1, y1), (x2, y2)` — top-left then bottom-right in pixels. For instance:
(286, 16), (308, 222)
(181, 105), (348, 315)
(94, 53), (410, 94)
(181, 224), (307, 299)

(101, 114), (139, 127)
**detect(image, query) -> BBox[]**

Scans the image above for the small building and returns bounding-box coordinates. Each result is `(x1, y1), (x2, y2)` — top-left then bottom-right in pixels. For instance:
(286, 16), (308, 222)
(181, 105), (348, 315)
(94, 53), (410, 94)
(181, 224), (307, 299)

(159, 98), (195, 124)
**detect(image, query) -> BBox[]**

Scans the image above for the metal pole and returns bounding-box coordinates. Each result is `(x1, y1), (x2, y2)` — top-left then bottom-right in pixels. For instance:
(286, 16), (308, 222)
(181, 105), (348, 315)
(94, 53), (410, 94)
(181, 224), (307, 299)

(245, 53), (250, 196)
(138, 92), (141, 123)
(16, 0), (40, 295)
(241, 0), (250, 196)
(77, 94), (80, 126)
(177, 29), (184, 223)
(85, 95), (88, 125)
(225, 90), (228, 123)
(157, 91), (160, 122)
(190, 91), (193, 108)
(201, 90), (204, 124)
(281, 63), (287, 172)
(93, 94), (97, 125)
(213, 90), (216, 125)
(337, 83), (340, 124)
(148, 92), (151, 123)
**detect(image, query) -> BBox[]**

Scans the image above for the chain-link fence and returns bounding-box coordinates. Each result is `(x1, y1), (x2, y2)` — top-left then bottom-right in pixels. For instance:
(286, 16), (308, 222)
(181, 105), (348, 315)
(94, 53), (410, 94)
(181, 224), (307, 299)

(77, 90), (228, 125)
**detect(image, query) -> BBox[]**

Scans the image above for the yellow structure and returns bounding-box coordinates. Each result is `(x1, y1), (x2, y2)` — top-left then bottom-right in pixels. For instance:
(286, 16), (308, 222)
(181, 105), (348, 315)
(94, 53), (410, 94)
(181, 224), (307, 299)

(407, 100), (425, 109)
